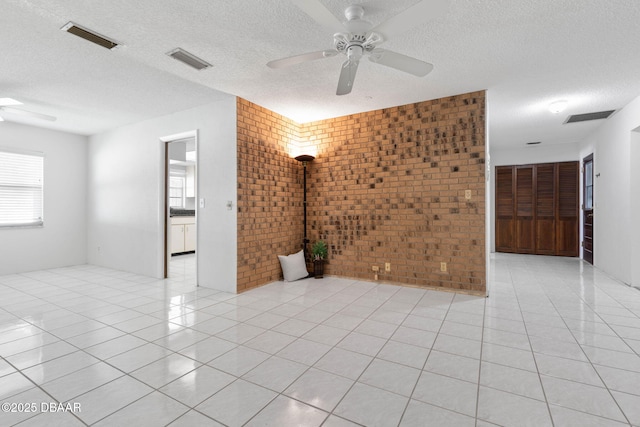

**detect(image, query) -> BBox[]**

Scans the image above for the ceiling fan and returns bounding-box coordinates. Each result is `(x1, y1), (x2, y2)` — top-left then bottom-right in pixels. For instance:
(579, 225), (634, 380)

(267, 0), (446, 95)
(0, 98), (56, 122)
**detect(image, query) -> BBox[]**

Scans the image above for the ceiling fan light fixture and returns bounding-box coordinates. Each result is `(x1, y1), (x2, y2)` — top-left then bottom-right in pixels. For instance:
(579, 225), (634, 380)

(269, 1), (439, 96)
(548, 100), (568, 114)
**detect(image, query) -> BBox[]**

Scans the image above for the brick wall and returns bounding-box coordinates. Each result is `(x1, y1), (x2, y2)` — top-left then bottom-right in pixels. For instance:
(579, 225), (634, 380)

(237, 91), (486, 293)
(236, 98), (303, 291)
(302, 92), (486, 292)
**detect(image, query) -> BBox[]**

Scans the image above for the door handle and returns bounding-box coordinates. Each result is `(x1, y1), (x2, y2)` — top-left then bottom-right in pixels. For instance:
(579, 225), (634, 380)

(587, 214), (593, 218)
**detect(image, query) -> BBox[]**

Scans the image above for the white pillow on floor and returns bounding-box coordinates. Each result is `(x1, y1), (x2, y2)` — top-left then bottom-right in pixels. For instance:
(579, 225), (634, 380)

(277, 250), (308, 282)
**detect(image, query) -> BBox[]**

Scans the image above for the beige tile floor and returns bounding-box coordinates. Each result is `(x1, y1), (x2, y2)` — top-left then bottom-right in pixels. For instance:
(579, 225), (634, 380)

(1, 253), (640, 426)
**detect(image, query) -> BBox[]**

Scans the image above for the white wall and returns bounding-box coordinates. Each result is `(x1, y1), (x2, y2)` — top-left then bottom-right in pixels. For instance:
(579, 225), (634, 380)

(491, 143), (581, 167)
(0, 122), (87, 274)
(488, 142), (581, 252)
(87, 97), (238, 292)
(630, 128), (640, 286)
(578, 95), (640, 285)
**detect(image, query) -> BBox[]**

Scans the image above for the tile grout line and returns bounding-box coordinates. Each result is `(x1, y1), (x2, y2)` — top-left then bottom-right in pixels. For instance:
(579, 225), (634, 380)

(535, 260), (633, 425)
(473, 287), (488, 427)
(510, 260), (559, 427)
(238, 278), (398, 426)
(5, 256), (640, 425)
(398, 291), (457, 426)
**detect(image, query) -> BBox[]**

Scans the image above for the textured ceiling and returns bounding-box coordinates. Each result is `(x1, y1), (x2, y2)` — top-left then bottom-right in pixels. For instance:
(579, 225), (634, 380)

(1, 0), (640, 148)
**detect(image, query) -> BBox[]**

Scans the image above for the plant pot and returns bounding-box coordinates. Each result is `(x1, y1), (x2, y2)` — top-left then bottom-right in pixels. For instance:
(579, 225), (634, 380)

(313, 259), (324, 279)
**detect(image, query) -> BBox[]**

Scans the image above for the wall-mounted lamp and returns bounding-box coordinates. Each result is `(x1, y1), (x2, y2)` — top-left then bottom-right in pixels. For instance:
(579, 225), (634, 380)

(548, 100), (568, 114)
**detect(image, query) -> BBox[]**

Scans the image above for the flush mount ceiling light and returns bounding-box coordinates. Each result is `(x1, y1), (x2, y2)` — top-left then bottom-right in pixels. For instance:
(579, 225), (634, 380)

(166, 48), (212, 71)
(548, 100), (568, 114)
(61, 22), (121, 50)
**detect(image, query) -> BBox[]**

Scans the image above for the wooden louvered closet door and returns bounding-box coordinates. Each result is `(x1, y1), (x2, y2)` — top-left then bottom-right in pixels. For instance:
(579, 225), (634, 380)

(535, 164), (556, 254)
(495, 167), (515, 252)
(516, 166), (535, 253)
(556, 162), (579, 256)
(495, 162), (578, 257)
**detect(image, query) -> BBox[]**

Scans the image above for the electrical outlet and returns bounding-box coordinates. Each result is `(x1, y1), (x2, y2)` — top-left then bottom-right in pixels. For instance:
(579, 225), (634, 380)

(385, 262), (391, 272)
(440, 262), (447, 272)
(372, 265), (379, 272)
(465, 190), (472, 200)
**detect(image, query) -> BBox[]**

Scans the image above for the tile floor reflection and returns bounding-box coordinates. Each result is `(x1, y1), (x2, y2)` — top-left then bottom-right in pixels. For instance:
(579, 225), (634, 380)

(1, 253), (640, 425)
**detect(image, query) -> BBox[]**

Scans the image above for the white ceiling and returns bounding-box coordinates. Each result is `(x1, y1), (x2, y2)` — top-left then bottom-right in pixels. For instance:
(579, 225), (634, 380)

(1, 0), (639, 149)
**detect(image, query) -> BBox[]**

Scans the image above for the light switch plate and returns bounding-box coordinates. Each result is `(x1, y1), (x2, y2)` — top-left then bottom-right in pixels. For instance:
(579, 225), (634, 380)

(199, 198), (205, 208)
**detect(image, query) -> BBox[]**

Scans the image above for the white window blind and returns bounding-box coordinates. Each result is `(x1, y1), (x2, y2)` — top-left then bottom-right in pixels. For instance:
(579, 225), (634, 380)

(0, 148), (44, 227)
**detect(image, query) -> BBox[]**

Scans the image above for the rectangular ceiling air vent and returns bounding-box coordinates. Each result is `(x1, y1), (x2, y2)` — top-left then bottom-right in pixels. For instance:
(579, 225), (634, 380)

(61, 22), (120, 50)
(166, 48), (212, 71)
(564, 110), (616, 124)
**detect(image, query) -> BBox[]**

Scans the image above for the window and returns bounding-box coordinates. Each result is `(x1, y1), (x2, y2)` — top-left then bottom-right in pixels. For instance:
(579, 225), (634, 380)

(585, 160), (593, 210)
(169, 176), (185, 208)
(0, 148), (44, 227)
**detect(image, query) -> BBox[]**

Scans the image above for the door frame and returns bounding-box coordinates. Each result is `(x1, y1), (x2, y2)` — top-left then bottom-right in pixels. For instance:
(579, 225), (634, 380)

(161, 130), (199, 279)
(582, 153), (594, 264)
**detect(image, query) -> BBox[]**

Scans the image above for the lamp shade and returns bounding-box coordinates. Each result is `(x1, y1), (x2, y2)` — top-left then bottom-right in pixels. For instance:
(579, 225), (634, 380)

(294, 154), (315, 162)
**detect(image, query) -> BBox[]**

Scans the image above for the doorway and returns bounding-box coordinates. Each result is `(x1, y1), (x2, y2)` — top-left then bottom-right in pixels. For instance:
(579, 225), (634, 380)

(162, 131), (198, 282)
(582, 154), (594, 264)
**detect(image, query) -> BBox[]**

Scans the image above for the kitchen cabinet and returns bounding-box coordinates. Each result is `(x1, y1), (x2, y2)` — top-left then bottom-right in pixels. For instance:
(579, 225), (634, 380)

(184, 223), (196, 252)
(171, 224), (185, 253)
(171, 216), (196, 254)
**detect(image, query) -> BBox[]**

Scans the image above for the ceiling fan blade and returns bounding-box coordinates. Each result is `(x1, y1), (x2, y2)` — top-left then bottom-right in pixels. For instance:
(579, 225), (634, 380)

(369, 49), (433, 77)
(336, 60), (359, 96)
(0, 98), (23, 107)
(290, 0), (345, 33)
(0, 106), (57, 122)
(267, 50), (337, 69)
(371, 0), (448, 39)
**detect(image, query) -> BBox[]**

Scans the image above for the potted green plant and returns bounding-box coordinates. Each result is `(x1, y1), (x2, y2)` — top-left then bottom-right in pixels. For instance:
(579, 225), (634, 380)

(311, 240), (328, 279)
